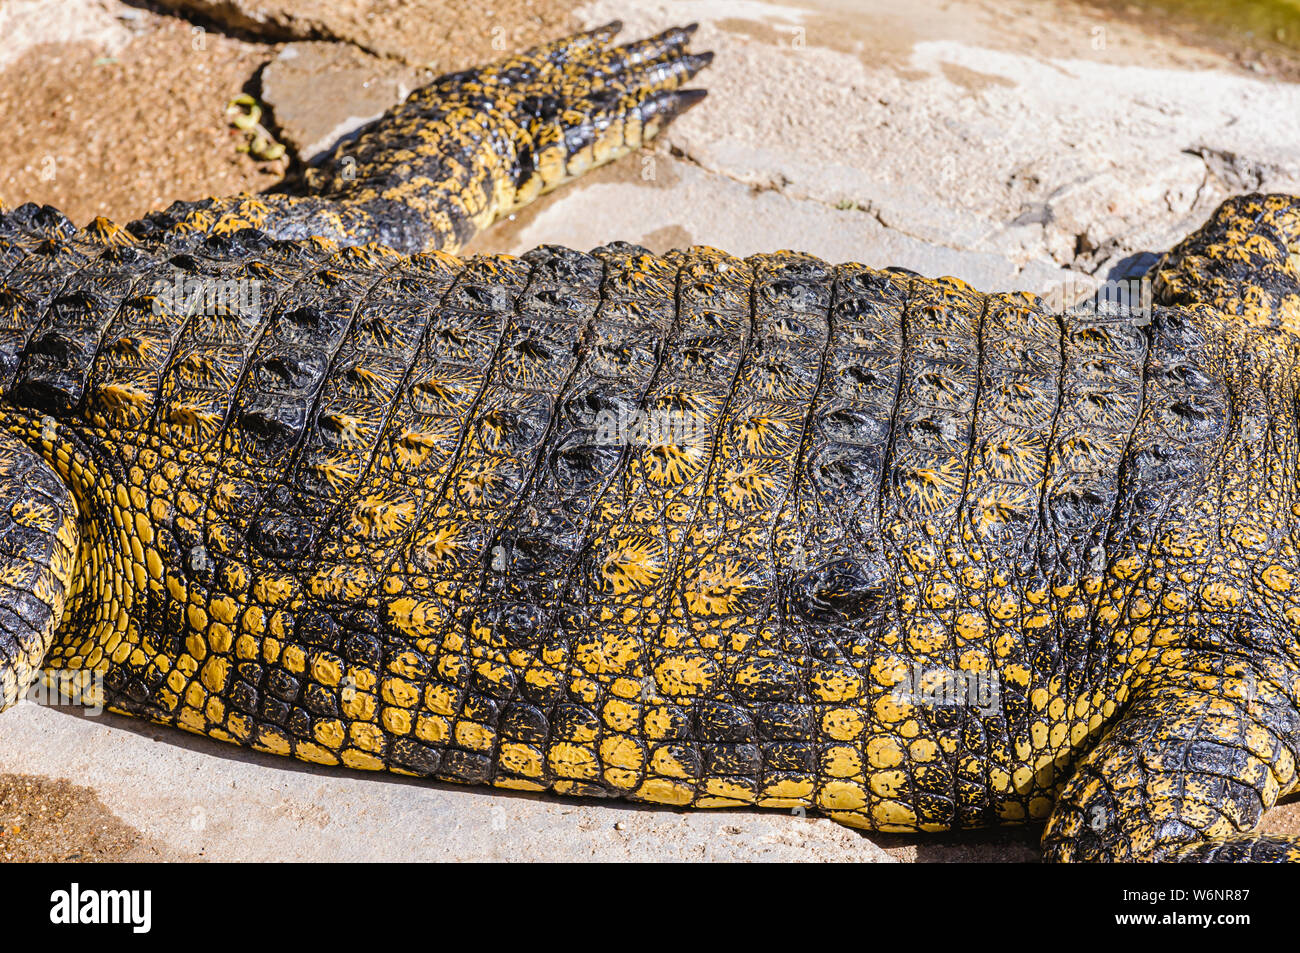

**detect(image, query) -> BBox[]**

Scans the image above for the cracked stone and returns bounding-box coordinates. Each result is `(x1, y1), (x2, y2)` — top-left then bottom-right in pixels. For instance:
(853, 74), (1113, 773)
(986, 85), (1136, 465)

(260, 42), (422, 163)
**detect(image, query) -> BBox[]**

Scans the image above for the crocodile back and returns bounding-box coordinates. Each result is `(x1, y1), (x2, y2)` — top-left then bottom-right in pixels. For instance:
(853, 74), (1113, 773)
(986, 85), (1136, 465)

(0, 202), (1248, 823)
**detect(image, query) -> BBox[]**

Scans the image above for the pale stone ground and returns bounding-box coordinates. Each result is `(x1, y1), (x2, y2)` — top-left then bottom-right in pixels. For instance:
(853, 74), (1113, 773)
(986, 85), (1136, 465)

(2, 0), (1300, 862)
(475, 0), (1300, 291)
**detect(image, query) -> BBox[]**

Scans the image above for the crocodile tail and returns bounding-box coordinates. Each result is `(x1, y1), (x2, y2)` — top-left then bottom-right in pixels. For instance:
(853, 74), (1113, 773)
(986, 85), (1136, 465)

(297, 21), (714, 253)
(1152, 192), (1300, 331)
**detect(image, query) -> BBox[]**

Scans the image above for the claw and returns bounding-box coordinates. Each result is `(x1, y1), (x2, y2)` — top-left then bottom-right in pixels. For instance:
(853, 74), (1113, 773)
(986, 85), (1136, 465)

(639, 87), (709, 135)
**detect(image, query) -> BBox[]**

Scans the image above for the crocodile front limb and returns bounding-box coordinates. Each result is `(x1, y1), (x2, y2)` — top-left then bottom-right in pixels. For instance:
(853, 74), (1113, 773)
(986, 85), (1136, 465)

(126, 22), (711, 255)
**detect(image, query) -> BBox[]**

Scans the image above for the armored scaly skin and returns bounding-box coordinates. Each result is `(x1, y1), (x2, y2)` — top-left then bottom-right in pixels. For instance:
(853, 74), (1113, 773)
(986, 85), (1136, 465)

(2, 25), (1300, 863)
(129, 22), (709, 255)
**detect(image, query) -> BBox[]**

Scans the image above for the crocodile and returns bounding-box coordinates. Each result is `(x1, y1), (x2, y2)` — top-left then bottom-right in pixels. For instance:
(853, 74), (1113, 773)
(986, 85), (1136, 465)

(2, 21), (1300, 863)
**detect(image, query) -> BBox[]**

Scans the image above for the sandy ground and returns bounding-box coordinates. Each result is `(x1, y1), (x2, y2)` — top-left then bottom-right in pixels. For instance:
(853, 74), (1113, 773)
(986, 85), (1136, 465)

(2, 0), (1300, 862)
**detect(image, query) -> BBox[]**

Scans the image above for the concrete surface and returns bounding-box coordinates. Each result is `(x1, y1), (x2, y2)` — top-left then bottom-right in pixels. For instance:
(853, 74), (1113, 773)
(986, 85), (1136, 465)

(2, 0), (1300, 862)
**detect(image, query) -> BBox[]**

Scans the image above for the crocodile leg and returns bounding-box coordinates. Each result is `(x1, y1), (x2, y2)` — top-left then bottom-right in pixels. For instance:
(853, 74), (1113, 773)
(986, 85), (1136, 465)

(1041, 663), (1300, 862)
(0, 430), (80, 714)
(126, 22), (712, 255)
(1153, 192), (1300, 331)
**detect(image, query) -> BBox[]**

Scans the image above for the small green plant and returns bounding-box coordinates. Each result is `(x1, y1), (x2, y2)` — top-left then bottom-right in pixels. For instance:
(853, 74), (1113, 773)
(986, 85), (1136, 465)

(226, 94), (286, 162)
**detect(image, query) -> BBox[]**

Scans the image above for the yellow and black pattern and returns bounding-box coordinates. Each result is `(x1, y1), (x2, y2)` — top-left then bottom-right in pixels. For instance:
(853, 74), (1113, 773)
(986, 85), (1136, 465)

(5, 24), (1300, 861)
(126, 22), (711, 256)
(1153, 192), (1300, 333)
(0, 431), (79, 712)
